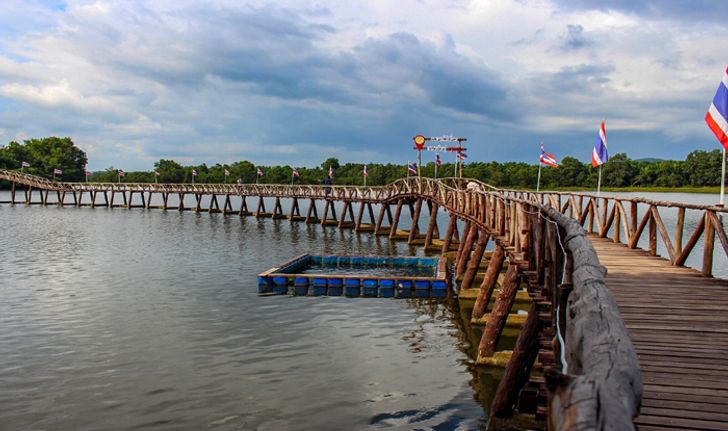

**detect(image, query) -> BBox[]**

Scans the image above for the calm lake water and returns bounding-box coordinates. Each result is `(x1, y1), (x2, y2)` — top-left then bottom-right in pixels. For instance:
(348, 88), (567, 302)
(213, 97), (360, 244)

(1, 190), (725, 430)
(0, 201), (489, 431)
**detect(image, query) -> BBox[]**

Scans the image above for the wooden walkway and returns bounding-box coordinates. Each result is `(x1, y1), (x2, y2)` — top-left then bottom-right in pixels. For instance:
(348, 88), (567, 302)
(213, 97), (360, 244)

(590, 236), (728, 431)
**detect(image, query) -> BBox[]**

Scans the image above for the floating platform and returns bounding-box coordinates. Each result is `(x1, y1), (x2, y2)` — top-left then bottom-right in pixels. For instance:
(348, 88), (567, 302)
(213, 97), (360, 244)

(258, 254), (451, 298)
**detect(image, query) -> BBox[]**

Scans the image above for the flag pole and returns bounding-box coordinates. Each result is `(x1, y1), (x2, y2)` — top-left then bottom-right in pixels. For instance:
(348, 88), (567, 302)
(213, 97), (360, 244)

(407, 160), (410, 178)
(721, 147), (726, 207)
(597, 165), (603, 197)
(537, 162), (542, 193)
(434, 156), (438, 179)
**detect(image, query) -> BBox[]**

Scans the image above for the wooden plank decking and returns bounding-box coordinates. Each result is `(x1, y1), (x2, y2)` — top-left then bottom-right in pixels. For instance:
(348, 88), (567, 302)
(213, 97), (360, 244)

(590, 236), (728, 431)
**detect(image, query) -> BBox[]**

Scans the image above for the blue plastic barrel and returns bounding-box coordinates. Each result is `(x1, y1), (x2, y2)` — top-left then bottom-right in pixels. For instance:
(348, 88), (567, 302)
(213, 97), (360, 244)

(272, 276), (289, 294)
(327, 278), (343, 296)
(379, 279), (394, 298)
(311, 278), (327, 296)
(362, 279), (378, 297)
(257, 276), (273, 294)
(344, 279), (361, 297)
(396, 280), (413, 298)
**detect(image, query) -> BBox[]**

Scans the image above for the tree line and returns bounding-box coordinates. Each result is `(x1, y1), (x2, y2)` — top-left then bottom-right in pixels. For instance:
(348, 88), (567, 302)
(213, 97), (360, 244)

(0, 137), (724, 189)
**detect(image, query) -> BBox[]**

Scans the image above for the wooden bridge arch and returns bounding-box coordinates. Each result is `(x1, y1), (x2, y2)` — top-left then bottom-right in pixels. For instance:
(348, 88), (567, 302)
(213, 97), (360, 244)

(3, 168), (727, 430)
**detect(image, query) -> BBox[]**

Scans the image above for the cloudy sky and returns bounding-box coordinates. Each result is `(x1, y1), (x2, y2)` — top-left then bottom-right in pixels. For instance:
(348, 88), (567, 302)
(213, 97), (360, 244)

(0, 0), (726, 170)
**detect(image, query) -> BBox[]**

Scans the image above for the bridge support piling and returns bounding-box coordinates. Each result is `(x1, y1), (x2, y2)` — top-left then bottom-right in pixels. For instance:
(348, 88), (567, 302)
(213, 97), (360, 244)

(195, 194), (203, 212)
(477, 263), (520, 359)
(472, 245), (506, 319)
(10, 182), (16, 204)
(59, 191), (65, 206)
(338, 200), (354, 228)
(424, 203), (439, 249)
(256, 196), (267, 217)
(441, 214), (458, 253)
(456, 222), (477, 279)
(272, 197), (284, 219)
(461, 231), (489, 290)
(289, 198), (301, 220)
(374, 203), (392, 235)
(355, 202), (366, 231)
(489, 301), (541, 417)
(305, 199), (318, 223)
(210, 194), (221, 213)
(240, 196), (250, 215)
(389, 199), (404, 239)
(408, 199), (423, 244)
(177, 193), (185, 211)
(223, 195), (233, 214)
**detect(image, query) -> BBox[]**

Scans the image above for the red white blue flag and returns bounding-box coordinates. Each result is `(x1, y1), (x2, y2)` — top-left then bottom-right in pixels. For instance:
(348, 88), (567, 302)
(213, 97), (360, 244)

(224, 169), (230, 177)
(407, 163), (417, 174)
(192, 169), (197, 177)
(153, 170), (160, 176)
(257, 168), (264, 177)
(362, 165), (368, 177)
(706, 66), (728, 150)
(436, 153), (442, 167)
(53, 168), (62, 175)
(292, 168), (300, 177)
(457, 151), (468, 161)
(118, 169), (125, 177)
(328, 166), (333, 178)
(539, 144), (558, 167)
(592, 121), (608, 167)
(86, 170), (93, 176)
(21, 161), (30, 167)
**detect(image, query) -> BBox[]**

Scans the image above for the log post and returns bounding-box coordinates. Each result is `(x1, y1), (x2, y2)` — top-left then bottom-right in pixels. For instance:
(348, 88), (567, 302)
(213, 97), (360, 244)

(441, 213), (458, 253)
(355, 201), (365, 231)
(240, 196), (249, 215)
(675, 207), (685, 257)
(389, 199), (404, 238)
(472, 245), (506, 319)
(178, 193), (184, 211)
(256, 196), (266, 217)
(305, 199), (318, 223)
(648, 210), (657, 256)
(272, 197), (283, 218)
(11, 182), (15, 204)
(460, 231), (489, 290)
(456, 223), (478, 278)
(408, 198), (423, 244)
(374, 203), (387, 234)
(630, 201), (638, 236)
(703, 211), (715, 277)
(424, 203), (439, 248)
(478, 263), (520, 359)
(490, 302), (542, 417)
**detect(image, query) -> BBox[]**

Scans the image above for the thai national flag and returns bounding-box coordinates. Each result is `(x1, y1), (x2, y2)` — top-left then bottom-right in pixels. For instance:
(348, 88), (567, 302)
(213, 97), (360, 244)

(362, 165), (368, 177)
(592, 121), (608, 167)
(436, 153), (442, 167)
(86, 170), (93, 176)
(539, 144), (559, 167)
(407, 163), (417, 174)
(292, 168), (300, 177)
(192, 169), (198, 177)
(457, 151), (468, 160)
(257, 168), (264, 177)
(118, 170), (125, 177)
(53, 168), (63, 175)
(224, 169), (230, 177)
(328, 166), (333, 178)
(21, 161), (30, 167)
(706, 66), (728, 150)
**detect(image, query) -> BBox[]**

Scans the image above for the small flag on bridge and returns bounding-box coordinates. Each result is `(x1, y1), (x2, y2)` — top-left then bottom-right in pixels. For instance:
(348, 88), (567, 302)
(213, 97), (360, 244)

(53, 168), (63, 175)
(457, 151), (468, 160)
(257, 168), (264, 177)
(539, 144), (559, 167)
(407, 162), (417, 174)
(192, 169), (198, 177)
(292, 168), (300, 178)
(118, 169), (125, 177)
(362, 165), (368, 177)
(21, 161), (30, 168)
(436, 153), (442, 167)
(706, 66), (728, 150)
(328, 166), (333, 178)
(224, 169), (230, 177)
(86, 170), (93, 176)
(592, 121), (608, 167)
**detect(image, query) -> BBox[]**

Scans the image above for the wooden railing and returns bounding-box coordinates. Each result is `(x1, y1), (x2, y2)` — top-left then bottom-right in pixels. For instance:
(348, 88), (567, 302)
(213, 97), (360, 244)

(0, 169), (643, 428)
(498, 189), (728, 277)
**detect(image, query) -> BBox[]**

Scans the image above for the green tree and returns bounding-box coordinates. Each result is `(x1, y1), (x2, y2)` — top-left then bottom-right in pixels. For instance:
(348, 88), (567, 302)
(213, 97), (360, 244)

(0, 137), (87, 181)
(683, 149), (722, 186)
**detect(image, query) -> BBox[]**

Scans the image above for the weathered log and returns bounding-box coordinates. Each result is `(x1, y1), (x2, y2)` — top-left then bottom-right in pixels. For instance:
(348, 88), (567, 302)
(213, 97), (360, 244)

(478, 263), (520, 359)
(472, 245), (506, 319)
(455, 223), (478, 278)
(460, 231), (489, 290)
(441, 213), (458, 253)
(490, 302), (542, 417)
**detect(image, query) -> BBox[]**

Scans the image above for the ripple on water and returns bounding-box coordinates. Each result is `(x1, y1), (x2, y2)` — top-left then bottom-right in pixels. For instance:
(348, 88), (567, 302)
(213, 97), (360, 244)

(0, 203), (488, 430)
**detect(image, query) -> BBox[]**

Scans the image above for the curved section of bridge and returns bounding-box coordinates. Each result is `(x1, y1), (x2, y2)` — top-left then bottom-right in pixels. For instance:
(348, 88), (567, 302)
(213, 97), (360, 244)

(3, 168), (727, 430)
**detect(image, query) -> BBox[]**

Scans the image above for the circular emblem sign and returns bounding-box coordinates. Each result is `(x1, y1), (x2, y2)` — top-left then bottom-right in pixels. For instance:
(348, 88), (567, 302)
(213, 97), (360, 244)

(413, 135), (426, 150)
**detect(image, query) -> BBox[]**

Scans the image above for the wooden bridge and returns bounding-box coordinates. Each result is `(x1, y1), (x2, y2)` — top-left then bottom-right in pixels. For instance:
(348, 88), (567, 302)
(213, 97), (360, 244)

(2, 168), (727, 430)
